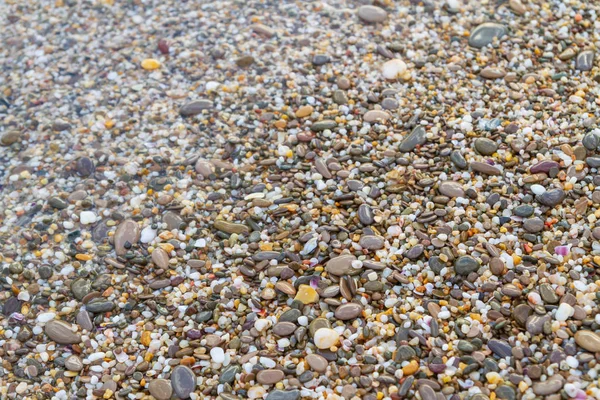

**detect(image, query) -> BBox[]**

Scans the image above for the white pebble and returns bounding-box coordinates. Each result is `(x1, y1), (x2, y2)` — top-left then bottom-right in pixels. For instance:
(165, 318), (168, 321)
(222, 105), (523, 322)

(555, 303), (573, 321)
(382, 59), (407, 80)
(37, 312), (56, 323)
(140, 226), (157, 243)
(79, 211), (97, 225)
(210, 347), (225, 364)
(530, 184), (546, 195)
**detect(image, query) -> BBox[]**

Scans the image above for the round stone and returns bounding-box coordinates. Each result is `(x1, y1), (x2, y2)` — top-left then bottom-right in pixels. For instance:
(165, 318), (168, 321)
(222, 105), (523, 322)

(382, 59), (407, 80)
(334, 303), (363, 320)
(171, 365), (196, 399)
(454, 256), (479, 276)
(148, 379), (173, 400)
(256, 369), (284, 385)
(306, 354), (328, 372)
(314, 328), (340, 349)
(474, 138), (498, 155)
(357, 5), (387, 23)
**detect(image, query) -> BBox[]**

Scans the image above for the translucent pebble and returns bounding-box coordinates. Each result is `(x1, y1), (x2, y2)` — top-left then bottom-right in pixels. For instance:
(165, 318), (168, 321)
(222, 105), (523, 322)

(382, 59), (407, 80)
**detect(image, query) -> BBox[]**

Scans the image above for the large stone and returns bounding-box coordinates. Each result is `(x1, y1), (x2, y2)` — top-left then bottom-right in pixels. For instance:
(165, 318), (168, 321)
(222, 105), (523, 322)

(326, 255), (359, 276)
(468, 23), (507, 48)
(399, 126), (427, 152)
(114, 219), (140, 256)
(180, 99), (213, 116)
(45, 320), (81, 345)
(357, 5), (387, 23)
(574, 330), (600, 352)
(171, 365), (196, 399)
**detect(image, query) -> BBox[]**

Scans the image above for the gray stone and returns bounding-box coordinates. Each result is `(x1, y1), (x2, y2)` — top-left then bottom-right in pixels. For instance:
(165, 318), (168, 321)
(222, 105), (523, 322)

(45, 320), (81, 345)
(537, 189), (565, 207)
(266, 390), (301, 400)
(334, 303), (363, 320)
(513, 204), (534, 217)
(470, 161), (501, 175)
(487, 339), (512, 358)
(359, 235), (384, 250)
(358, 204), (374, 225)
(438, 181), (464, 198)
(399, 126), (427, 152)
(180, 100), (213, 116)
(454, 256), (479, 276)
(311, 120), (337, 132)
(576, 50), (595, 71)
(523, 218), (544, 233)
(326, 255), (359, 276)
(469, 23), (507, 48)
(474, 138), (498, 155)
(450, 150), (467, 169)
(357, 5), (387, 23)
(148, 379), (173, 400)
(405, 244), (424, 260)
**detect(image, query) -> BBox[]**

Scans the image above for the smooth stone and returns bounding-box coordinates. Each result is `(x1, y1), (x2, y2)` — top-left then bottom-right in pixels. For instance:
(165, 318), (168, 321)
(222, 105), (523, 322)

(64, 355), (84, 372)
(195, 160), (214, 177)
(363, 110), (390, 123)
(148, 379), (173, 400)
(273, 322), (297, 336)
(2, 297), (21, 316)
(311, 120), (337, 132)
(395, 345), (416, 362)
(405, 244), (424, 260)
(399, 126), (427, 152)
(574, 330), (600, 352)
(529, 160), (559, 174)
(306, 354), (328, 372)
(586, 157), (600, 168)
(474, 138), (498, 155)
(256, 369), (284, 385)
(438, 181), (464, 198)
(523, 218), (544, 233)
(358, 204), (374, 225)
(48, 197), (68, 209)
(152, 248), (170, 269)
(418, 384), (437, 400)
(469, 22), (507, 48)
(114, 219), (140, 256)
(279, 309), (301, 323)
(513, 304), (532, 326)
(312, 54), (330, 66)
(214, 220), (249, 235)
(532, 375), (564, 396)
(382, 98), (398, 110)
(576, 50), (595, 71)
(470, 161), (501, 175)
(509, 0), (526, 15)
(180, 100), (213, 116)
(71, 279), (91, 301)
(326, 255), (359, 276)
(513, 204), (534, 217)
(450, 150), (467, 169)
(1, 130), (20, 145)
(357, 5), (387, 23)
(45, 320), (81, 345)
(315, 158), (332, 179)
(583, 133), (599, 150)
(266, 390), (300, 400)
(334, 303), (363, 320)
(487, 339), (512, 358)
(219, 365), (240, 384)
(308, 318), (331, 337)
(86, 299), (115, 313)
(75, 157), (95, 177)
(314, 328), (340, 349)
(539, 284), (559, 304)
(454, 256), (479, 276)
(537, 189), (565, 207)
(480, 67), (506, 79)
(77, 309), (94, 331)
(526, 314), (551, 335)
(163, 211), (184, 230)
(429, 256), (446, 275)
(359, 235), (385, 250)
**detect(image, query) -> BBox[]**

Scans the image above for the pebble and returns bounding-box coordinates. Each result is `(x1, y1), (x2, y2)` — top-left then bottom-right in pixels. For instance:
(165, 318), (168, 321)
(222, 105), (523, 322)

(171, 366), (195, 399)
(357, 5), (387, 23)
(44, 320), (81, 345)
(326, 255), (358, 276)
(334, 303), (363, 320)
(256, 369), (284, 385)
(382, 59), (407, 80)
(574, 330), (600, 352)
(399, 126), (427, 152)
(114, 219), (140, 256)
(576, 50), (595, 71)
(454, 256), (479, 276)
(148, 379), (173, 400)
(438, 181), (464, 198)
(468, 23), (507, 48)
(179, 100), (213, 116)
(306, 354), (328, 372)
(314, 328), (340, 349)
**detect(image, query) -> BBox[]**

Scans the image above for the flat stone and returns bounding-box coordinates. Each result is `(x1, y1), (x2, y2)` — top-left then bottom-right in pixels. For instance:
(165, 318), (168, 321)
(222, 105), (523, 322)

(148, 379), (173, 400)
(576, 50), (595, 71)
(469, 22), (507, 48)
(574, 330), (600, 352)
(532, 375), (564, 396)
(512, 304), (532, 327)
(312, 54), (330, 66)
(195, 160), (214, 177)
(454, 256), (479, 276)
(586, 157), (600, 168)
(2, 297), (21, 316)
(523, 218), (544, 233)
(539, 284), (559, 304)
(86, 299), (115, 313)
(311, 120), (337, 132)
(537, 189), (565, 207)
(64, 355), (83, 372)
(171, 366), (195, 399)
(358, 204), (374, 225)
(418, 384), (437, 400)
(363, 110), (390, 123)
(114, 219), (140, 256)
(487, 339), (512, 358)
(334, 303), (363, 320)
(214, 220), (249, 235)
(470, 161), (501, 175)
(266, 390), (301, 400)
(399, 126), (427, 152)
(273, 322), (297, 336)
(71, 279), (91, 301)
(480, 67), (506, 79)
(474, 138), (498, 155)
(529, 160), (559, 174)
(583, 133), (599, 150)
(152, 248), (170, 269)
(180, 99), (213, 116)
(438, 181), (464, 198)
(359, 235), (385, 250)
(219, 365), (240, 384)
(256, 369), (284, 385)
(76, 309), (94, 331)
(357, 5), (387, 23)
(326, 255), (359, 276)
(526, 314), (551, 335)
(306, 354), (328, 372)
(405, 244), (424, 260)
(395, 345), (416, 362)
(45, 320), (81, 345)
(513, 204), (534, 217)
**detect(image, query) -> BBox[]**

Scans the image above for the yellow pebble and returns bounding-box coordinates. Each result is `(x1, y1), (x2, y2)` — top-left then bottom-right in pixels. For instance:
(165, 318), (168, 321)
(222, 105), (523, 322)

(141, 59), (160, 70)
(75, 254), (92, 261)
(140, 331), (151, 347)
(402, 360), (419, 376)
(294, 284), (319, 304)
